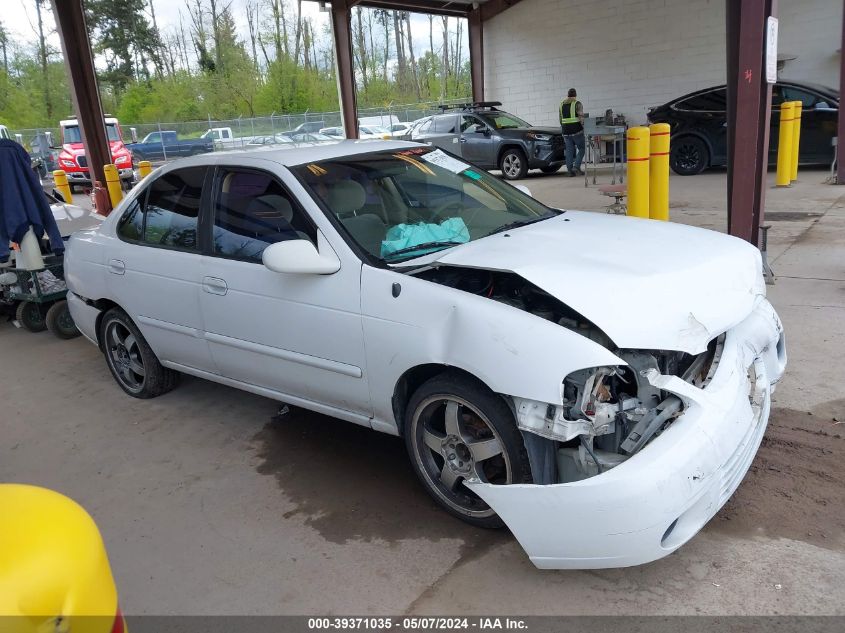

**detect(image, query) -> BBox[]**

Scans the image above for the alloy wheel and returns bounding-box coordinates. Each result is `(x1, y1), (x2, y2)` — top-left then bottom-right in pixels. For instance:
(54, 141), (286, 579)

(502, 154), (522, 179)
(105, 320), (146, 394)
(411, 395), (512, 518)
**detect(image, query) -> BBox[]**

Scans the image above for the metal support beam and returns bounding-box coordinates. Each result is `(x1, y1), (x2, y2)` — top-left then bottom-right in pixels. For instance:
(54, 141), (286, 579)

(330, 0), (359, 139)
(468, 9), (484, 103)
(51, 0), (112, 212)
(838, 0), (845, 184)
(725, 0), (776, 245)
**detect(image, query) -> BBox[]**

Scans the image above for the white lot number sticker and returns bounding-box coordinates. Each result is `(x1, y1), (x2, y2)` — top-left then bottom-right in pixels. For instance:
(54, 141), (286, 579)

(422, 149), (471, 174)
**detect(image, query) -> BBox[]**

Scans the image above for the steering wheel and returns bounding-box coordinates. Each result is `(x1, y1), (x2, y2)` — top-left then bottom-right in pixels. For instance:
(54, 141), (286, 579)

(428, 199), (464, 223)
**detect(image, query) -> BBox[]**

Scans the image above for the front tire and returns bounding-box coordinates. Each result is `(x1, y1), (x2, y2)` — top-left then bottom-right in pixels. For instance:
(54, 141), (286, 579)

(404, 372), (532, 528)
(499, 148), (528, 180)
(100, 308), (179, 398)
(670, 136), (709, 175)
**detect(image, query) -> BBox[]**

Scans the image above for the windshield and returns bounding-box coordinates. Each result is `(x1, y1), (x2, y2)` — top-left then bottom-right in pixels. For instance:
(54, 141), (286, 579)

(294, 147), (557, 263)
(63, 123), (120, 144)
(479, 111), (531, 130)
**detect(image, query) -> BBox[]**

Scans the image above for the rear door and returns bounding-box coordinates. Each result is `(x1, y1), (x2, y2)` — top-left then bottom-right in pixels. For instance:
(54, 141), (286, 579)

(109, 166), (215, 372)
(780, 85), (837, 164)
(428, 115), (461, 152)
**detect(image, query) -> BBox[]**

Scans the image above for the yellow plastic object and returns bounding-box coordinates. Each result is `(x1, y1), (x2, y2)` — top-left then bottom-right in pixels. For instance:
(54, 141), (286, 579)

(137, 161), (152, 179)
(53, 170), (73, 204)
(790, 101), (802, 182)
(775, 101), (795, 187)
(626, 126), (650, 218)
(648, 123), (670, 221)
(103, 164), (124, 207)
(0, 484), (120, 633)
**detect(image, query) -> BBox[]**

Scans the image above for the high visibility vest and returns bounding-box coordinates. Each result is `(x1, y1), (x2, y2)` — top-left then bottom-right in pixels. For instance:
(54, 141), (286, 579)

(559, 100), (580, 125)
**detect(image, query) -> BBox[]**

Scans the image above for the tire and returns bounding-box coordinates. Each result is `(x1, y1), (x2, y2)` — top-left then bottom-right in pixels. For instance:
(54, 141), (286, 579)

(499, 148), (528, 180)
(670, 136), (709, 175)
(45, 300), (80, 339)
(404, 372), (532, 528)
(540, 165), (561, 174)
(16, 301), (46, 332)
(99, 308), (179, 398)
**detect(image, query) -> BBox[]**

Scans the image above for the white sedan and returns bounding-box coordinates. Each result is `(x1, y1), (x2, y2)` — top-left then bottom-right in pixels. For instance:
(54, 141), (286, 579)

(64, 141), (786, 569)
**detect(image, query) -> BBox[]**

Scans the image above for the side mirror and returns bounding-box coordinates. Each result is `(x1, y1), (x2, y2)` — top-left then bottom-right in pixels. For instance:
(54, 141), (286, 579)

(482, 127), (491, 136)
(513, 184), (533, 198)
(262, 239), (340, 275)
(815, 101), (837, 112)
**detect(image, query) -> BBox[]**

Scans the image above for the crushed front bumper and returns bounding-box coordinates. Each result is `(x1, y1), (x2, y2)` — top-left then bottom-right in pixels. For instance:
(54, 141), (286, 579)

(467, 297), (786, 569)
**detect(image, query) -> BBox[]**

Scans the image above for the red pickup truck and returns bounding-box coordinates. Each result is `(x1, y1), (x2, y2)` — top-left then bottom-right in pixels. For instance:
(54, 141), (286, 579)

(57, 116), (134, 191)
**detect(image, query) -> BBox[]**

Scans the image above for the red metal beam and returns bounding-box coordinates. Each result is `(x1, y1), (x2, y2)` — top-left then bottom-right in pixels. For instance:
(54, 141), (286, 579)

(725, 0), (776, 244)
(468, 8), (484, 102)
(838, 0), (845, 184)
(51, 0), (112, 212)
(330, 0), (359, 139)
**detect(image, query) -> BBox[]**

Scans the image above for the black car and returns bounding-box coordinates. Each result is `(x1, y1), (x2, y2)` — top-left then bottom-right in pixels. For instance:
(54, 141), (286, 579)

(410, 102), (566, 179)
(648, 81), (839, 175)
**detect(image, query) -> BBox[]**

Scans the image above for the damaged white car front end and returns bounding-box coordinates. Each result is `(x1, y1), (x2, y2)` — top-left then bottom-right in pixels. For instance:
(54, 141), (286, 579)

(469, 298), (785, 568)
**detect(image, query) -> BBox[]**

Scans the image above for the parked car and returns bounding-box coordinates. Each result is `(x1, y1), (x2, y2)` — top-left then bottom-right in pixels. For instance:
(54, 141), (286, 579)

(0, 484), (125, 633)
(412, 102), (566, 179)
(648, 80), (839, 175)
(127, 131), (214, 162)
(280, 131), (336, 143)
(293, 121), (326, 134)
(201, 127), (248, 150)
(358, 125), (391, 139)
(387, 122), (412, 138)
(65, 141), (785, 570)
(319, 126), (345, 139)
(247, 134), (295, 147)
(58, 116), (134, 190)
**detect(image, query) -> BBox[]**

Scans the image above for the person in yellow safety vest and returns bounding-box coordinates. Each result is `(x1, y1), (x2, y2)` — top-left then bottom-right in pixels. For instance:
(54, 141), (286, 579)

(559, 88), (585, 177)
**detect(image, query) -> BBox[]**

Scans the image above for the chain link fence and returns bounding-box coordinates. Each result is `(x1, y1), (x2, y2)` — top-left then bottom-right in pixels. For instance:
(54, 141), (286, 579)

(12, 99), (469, 174)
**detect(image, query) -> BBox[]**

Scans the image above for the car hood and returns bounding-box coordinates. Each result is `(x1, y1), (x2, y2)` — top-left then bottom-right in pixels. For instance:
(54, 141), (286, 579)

(62, 141), (125, 155)
(434, 212), (765, 354)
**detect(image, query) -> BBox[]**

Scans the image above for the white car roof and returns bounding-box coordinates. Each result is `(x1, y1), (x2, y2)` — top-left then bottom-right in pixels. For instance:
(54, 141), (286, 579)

(179, 139), (422, 167)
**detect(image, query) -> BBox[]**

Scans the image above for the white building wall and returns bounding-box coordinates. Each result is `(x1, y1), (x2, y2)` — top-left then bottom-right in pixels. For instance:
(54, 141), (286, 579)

(484, 0), (841, 127)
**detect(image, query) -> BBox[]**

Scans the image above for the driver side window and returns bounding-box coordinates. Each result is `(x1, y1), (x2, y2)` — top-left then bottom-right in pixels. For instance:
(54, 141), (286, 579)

(461, 115), (485, 134)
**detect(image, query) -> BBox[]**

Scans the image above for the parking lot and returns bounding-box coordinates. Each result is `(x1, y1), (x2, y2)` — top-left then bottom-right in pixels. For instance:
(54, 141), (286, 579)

(3, 166), (844, 616)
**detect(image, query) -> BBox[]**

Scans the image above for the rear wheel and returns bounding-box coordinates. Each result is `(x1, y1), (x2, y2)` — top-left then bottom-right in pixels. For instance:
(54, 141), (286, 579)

(670, 136), (709, 175)
(100, 308), (179, 398)
(16, 301), (46, 332)
(45, 300), (80, 339)
(499, 148), (528, 180)
(404, 372), (532, 528)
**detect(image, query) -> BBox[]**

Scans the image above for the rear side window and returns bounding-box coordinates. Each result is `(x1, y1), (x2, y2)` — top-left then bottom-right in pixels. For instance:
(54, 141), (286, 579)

(433, 115), (458, 134)
(676, 89), (726, 112)
(117, 166), (207, 251)
(211, 169), (316, 263)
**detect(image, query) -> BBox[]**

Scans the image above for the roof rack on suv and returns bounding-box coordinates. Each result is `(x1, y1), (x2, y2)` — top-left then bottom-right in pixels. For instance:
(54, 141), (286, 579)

(436, 101), (503, 112)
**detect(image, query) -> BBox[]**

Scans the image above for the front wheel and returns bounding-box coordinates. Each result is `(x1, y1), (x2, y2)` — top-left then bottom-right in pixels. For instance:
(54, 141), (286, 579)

(670, 136), (709, 175)
(499, 148), (528, 180)
(100, 308), (179, 398)
(404, 372), (532, 528)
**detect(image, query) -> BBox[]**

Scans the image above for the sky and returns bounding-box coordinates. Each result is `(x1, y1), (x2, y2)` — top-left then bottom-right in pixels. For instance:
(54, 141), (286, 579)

(2, 0), (468, 62)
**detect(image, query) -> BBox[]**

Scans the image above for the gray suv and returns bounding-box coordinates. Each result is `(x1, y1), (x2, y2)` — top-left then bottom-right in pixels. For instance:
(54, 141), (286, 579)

(410, 102), (566, 179)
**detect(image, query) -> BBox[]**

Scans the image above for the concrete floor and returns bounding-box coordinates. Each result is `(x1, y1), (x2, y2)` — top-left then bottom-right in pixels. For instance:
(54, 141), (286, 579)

(3, 167), (844, 615)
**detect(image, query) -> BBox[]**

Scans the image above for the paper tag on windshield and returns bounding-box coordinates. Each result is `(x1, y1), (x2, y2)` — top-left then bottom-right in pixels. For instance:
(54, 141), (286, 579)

(422, 149), (471, 174)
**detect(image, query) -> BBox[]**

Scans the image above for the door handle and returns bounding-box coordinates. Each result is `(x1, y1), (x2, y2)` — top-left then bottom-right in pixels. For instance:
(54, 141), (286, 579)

(202, 276), (228, 296)
(108, 259), (125, 275)
(459, 137), (468, 143)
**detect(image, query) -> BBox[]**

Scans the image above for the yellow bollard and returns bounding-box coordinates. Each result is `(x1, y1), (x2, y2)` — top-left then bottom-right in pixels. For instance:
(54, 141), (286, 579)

(52, 170), (73, 204)
(790, 101), (802, 182)
(775, 101), (795, 187)
(648, 123), (670, 221)
(626, 126), (650, 218)
(103, 164), (124, 207)
(138, 160), (153, 179)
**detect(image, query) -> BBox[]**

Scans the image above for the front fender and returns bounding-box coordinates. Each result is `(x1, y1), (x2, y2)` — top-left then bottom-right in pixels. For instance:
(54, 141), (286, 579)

(361, 266), (623, 430)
